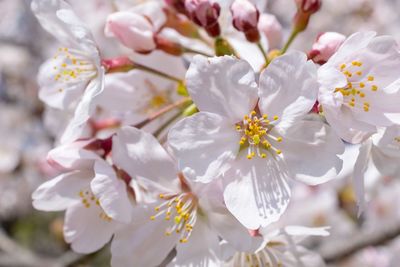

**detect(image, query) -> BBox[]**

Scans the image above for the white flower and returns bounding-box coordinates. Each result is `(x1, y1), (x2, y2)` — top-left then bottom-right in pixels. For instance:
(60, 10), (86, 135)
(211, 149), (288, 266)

(168, 52), (344, 229)
(318, 31), (400, 144)
(32, 139), (132, 253)
(354, 125), (400, 212)
(110, 126), (261, 267)
(32, 0), (105, 143)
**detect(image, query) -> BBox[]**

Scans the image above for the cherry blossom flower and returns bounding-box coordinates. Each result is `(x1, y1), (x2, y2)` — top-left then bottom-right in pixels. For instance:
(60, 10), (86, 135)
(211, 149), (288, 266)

(168, 52), (344, 229)
(32, 139), (133, 253)
(318, 31), (400, 144)
(354, 125), (400, 213)
(31, 0), (105, 144)
(109, 126), (262, 267)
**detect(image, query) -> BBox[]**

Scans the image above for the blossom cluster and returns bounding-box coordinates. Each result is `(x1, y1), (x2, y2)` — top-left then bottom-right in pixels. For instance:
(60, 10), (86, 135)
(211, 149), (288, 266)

(31, 0), (400, 266)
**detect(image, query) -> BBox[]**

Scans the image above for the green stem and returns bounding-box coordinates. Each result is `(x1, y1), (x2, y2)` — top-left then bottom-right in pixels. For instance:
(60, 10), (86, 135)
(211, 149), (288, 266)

(184, 47), (213, 57)
(281, 29), (299, 54)
(257, 42), (270, 65)
(134, 63), (183, 83)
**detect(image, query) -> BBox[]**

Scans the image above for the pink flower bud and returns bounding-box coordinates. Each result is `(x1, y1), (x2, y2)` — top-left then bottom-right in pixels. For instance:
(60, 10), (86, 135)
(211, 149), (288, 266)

(258, 14), (283, 49)
(185, 0), (221, 37)
(230, 0), (260, 42)
(105, 11), (157, 53)
(309, 32), (345, 64)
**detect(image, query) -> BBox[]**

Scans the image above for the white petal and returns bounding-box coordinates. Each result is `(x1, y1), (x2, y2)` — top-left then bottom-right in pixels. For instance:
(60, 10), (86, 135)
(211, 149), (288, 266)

(112, 126), (177, 185)
(32, 170), (90, 211)
(277, 120), (344, 185)
(47, 141), (101, 170)
(185, 55), (258, 122)
(327, 31), (376, 67)
(168, 112), (240, 183)
(60, 70), (105, 143)
(64, 202), (117, 254)
(31, 0), (98, 54)
(172, 219), (221, 267)
(317, 65), (347, 92)
(208, 205), (264, 252)
(91, 160), (132, 224)
(353, 139), (372, 215)
(259, 51), (318, 122)
(323, 104), (376, 144)
(111, 206), (178, 267)
(223, 156), (291, 230)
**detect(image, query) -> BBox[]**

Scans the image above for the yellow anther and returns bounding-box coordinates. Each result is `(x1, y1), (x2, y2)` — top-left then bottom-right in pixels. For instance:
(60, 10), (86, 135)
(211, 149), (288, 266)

(236, 125), (241, 131)
(371, 85), (378, 91)
(359, 82), (365, 88)
(174, 216), (182, 224)
(150, 216), (155, 220)
(244, 115), (249, 120)
(367, 76), (374, 81)
(356, 71), (362, 76)
(340, 64), (346, 70)
(262, 114), (268, 119)
(250, 111), (256, 116)
(273, 115), (279, 121)
(349, 102), (355, 107)
(276, 150), (282, 155)
(359, 92), (365, 98)
(180, 238), (188, 243)
(253, 135), (261, 145)
(261, 153), (267, 158)
(277, 137), (283, 142)
(159, 194), (164, 198)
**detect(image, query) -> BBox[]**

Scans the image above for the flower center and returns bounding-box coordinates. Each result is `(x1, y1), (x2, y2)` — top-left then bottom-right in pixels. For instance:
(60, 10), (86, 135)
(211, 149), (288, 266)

(335, 60), (378, 112)
(78, 189), (112, 222)
(236, 111), (283, 159)
(53, 47), (97, 91)
(150, 192), (198, 243)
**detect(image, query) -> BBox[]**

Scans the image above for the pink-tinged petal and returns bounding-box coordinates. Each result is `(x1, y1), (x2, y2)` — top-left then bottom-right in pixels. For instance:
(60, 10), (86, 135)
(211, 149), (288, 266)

(31, 0), (97, 53)
(259, 51), (319, 122)
(111, 206), (178, 267)
(64, 202), (117, 254)
(353, 139), (372, 215)
(91, 160), (133, 224)
(323, 104), (376, 144)
(131, 1), (167, 30)
(370, 127), (400, 176)
(38, 58), (85, 110)
(168, 112), (240, 183)
(32, 170), (90, 211)
(61, 70), (105, 143)
(223, 155), (291, 230)
(112, 126), (177, 185)
(185, 55), (258, 123)
(277, 119), (344, 185)
(172, 219), (221, 267)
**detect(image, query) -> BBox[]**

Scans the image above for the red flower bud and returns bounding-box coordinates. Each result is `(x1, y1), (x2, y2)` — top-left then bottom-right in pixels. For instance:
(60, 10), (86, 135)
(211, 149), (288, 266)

(230, 0), (260, 42)
(185, 0), (221, 37)
(293, 0), (321, 32)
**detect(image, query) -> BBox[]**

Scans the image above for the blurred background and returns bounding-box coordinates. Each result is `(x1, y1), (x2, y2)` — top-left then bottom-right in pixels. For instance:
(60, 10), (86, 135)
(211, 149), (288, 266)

(0, 0), (400, 266)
